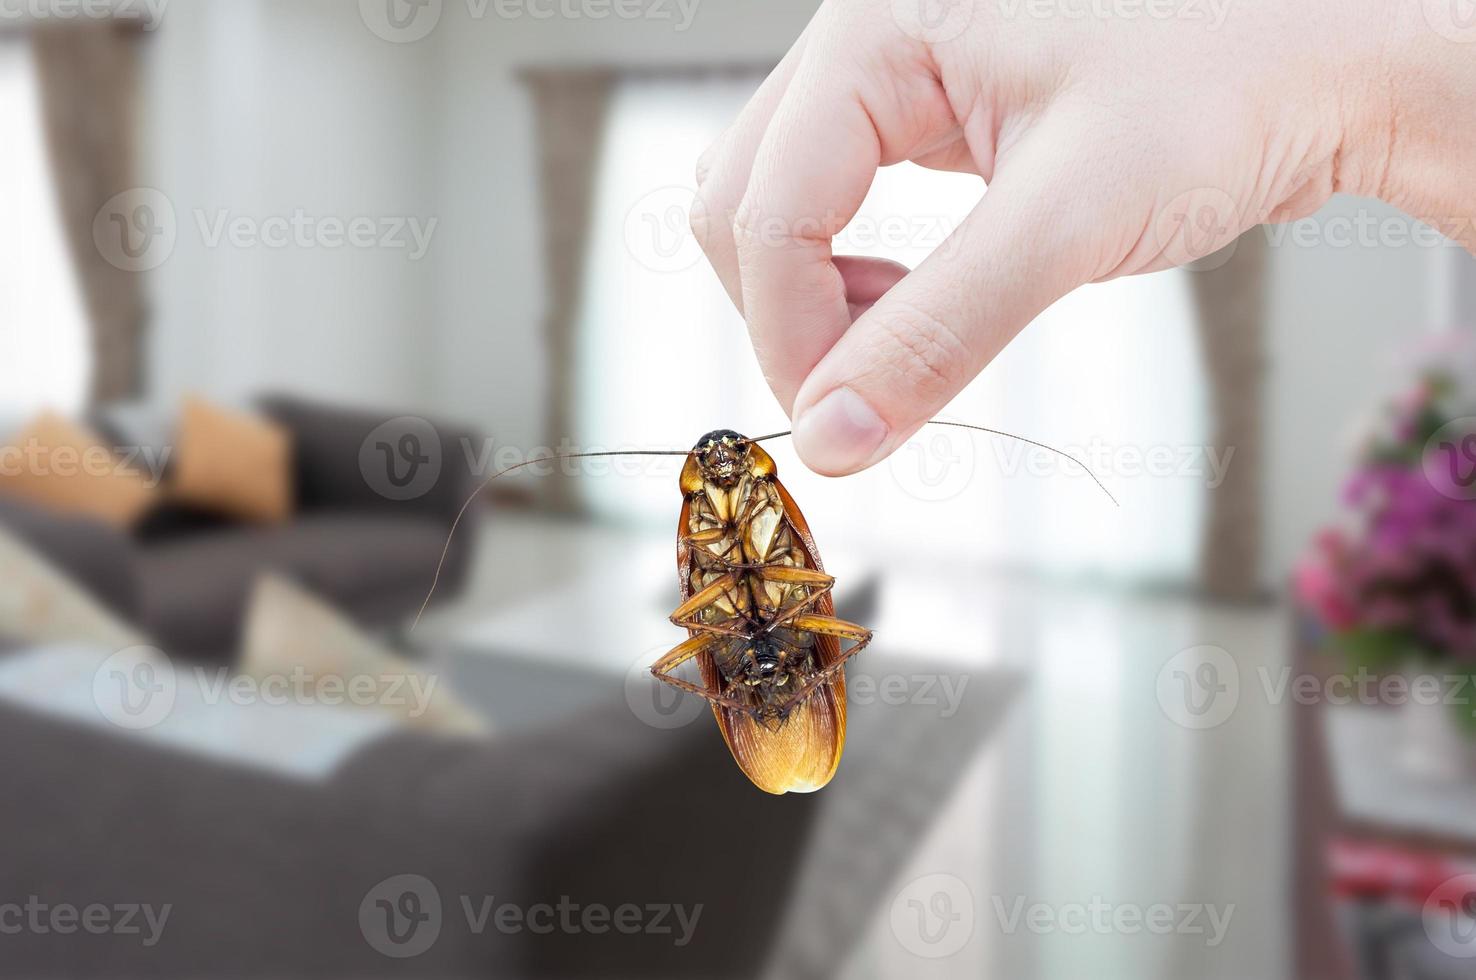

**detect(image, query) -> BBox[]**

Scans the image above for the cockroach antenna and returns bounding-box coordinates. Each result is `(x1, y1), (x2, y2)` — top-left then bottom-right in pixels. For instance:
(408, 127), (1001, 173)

(411, 447), (697, 631)
(747, 421), (1120, 508)
(413, 421), (1118, 632)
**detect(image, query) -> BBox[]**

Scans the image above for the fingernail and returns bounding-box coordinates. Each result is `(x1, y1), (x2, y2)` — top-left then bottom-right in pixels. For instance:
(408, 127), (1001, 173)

(792, 388), (889, 475)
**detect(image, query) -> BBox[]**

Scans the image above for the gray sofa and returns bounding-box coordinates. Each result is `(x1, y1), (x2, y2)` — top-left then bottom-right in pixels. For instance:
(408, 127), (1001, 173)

(0, 395), (480, 660)
(0, 691), (818, 979)
(0, 396), (1020, 978)
(0, 648), (1015, 979)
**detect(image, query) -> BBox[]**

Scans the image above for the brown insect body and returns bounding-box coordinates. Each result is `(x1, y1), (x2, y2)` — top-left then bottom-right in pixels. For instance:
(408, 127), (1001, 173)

(652, 430), (872, 795)
(417, 420), (1115, 796)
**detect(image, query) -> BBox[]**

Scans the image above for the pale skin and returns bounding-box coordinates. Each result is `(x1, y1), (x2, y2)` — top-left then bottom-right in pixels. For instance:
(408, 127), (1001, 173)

(691, 0), (1476, 476)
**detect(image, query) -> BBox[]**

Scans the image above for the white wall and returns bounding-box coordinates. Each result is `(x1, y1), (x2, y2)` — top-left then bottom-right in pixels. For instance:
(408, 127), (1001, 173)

(425, 0), (817, 452)
(140, 0), (813, 442)
(142, 0), (439, 412)
(1263, 196), (1452, 584)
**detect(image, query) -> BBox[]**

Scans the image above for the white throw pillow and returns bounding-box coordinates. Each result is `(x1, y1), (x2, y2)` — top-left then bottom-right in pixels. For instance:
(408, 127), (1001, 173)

(0, 527), (148, 650)
(239, 574), (489, 737)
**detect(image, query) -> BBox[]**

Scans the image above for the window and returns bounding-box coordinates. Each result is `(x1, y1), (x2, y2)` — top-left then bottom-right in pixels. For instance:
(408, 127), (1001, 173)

(0, 38), (91, 421)
(574, 74), (1207, 585)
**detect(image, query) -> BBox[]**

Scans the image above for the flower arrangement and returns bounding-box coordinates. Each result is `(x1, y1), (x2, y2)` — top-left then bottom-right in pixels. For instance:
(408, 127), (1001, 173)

(1295, 334), (1476, 704)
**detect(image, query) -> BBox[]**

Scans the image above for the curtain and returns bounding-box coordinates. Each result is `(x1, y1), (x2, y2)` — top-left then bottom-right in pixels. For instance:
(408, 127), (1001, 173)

(32, 22), (145, 405)
(1189, 231), (1270, 600)
(523, 68), (617, 513)
(572, 72), (766, 521)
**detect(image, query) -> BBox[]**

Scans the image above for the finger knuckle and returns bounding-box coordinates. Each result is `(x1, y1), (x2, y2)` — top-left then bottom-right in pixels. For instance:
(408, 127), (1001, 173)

(730, 195), (767, 250)
(876, 299), (971, 393)
(689, 190), (716, 253)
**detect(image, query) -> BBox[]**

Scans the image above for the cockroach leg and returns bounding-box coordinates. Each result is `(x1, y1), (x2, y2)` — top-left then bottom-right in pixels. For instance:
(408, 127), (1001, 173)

(650, 632), (718, 674)
(680, 527), (727, 549)
(755, 565), (833, 587)
(753, 565), (835, 633)
(650, 634), (754, 712)
(789, 614), (872, 643)
(774, 617), (875, 714)
(668, 572), (752, 638)
(681, 528), (746, 570)
(655, 672), (753, 713)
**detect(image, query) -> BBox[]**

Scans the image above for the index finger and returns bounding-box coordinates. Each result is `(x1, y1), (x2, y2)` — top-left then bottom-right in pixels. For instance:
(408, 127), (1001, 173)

(734, 61), (881, 412)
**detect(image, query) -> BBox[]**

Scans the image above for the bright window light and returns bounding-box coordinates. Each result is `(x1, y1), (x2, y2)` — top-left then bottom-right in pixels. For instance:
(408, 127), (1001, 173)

(575, 74), (1207, 584)
(0, 39), (91, 423)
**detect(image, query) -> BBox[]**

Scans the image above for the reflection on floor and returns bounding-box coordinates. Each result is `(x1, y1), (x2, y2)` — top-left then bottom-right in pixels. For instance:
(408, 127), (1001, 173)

(432, 514), (1289, 980)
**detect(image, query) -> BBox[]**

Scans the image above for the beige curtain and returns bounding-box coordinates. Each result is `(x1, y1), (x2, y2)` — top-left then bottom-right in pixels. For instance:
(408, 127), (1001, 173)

(523, 68), (617, 513)
(1190, 231), (1270, 601)
(32, 21), (145, 405)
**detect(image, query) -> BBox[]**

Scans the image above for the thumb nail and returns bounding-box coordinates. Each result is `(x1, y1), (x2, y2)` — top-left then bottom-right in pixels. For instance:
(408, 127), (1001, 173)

(792, 388), (889, 476)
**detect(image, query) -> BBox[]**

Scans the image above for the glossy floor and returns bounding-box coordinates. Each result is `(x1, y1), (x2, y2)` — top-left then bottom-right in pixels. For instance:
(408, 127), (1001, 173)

(430, 515), (1290, 980)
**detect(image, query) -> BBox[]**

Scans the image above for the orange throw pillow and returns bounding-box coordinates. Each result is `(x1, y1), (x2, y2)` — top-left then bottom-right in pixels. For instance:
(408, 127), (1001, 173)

(171, 396), (293, 523)
(0, 412), (158, 528)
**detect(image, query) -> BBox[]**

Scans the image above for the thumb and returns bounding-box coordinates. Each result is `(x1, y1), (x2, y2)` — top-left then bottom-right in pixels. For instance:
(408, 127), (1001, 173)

(790, 126), (1114, 476)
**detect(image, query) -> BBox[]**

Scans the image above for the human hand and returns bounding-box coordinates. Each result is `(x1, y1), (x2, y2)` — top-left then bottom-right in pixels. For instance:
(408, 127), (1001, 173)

(692, 0), (1476, 475)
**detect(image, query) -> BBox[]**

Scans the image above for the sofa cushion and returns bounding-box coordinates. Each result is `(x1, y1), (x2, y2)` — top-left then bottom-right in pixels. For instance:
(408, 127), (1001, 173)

(0, 526), (149, 650)
(170, 396), (294, 524)
(137, 513), (452, 657)
(0, 412), (161, 529)
(0, 497), (143, 626)
(240, 574), (488, 736)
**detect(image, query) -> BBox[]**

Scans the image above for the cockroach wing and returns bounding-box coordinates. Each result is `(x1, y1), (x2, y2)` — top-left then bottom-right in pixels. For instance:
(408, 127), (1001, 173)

(675, 477), (849, 795)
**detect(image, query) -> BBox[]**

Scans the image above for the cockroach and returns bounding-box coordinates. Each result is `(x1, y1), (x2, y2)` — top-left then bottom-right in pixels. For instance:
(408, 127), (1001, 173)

(414, 421), (1115, 795)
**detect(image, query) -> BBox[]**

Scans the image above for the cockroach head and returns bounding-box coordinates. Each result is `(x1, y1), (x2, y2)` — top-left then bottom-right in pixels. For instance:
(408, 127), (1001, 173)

(693, 429), (749, 488)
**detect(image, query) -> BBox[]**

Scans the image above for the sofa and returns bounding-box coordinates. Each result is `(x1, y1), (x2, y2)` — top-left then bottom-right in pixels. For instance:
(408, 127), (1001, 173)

(0, 689), (816, 978)
(0, 649), (1017, 979)
(0, 395), (480, 660)
(0, 470), (1021, 977)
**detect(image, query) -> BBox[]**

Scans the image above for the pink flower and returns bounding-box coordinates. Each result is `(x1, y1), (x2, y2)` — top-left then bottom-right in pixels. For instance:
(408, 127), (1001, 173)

(1294, 538), (1359, 632)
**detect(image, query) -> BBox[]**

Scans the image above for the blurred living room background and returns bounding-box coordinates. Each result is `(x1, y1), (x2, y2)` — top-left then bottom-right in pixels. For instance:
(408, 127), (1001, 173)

(3, 1), (1476, 977)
